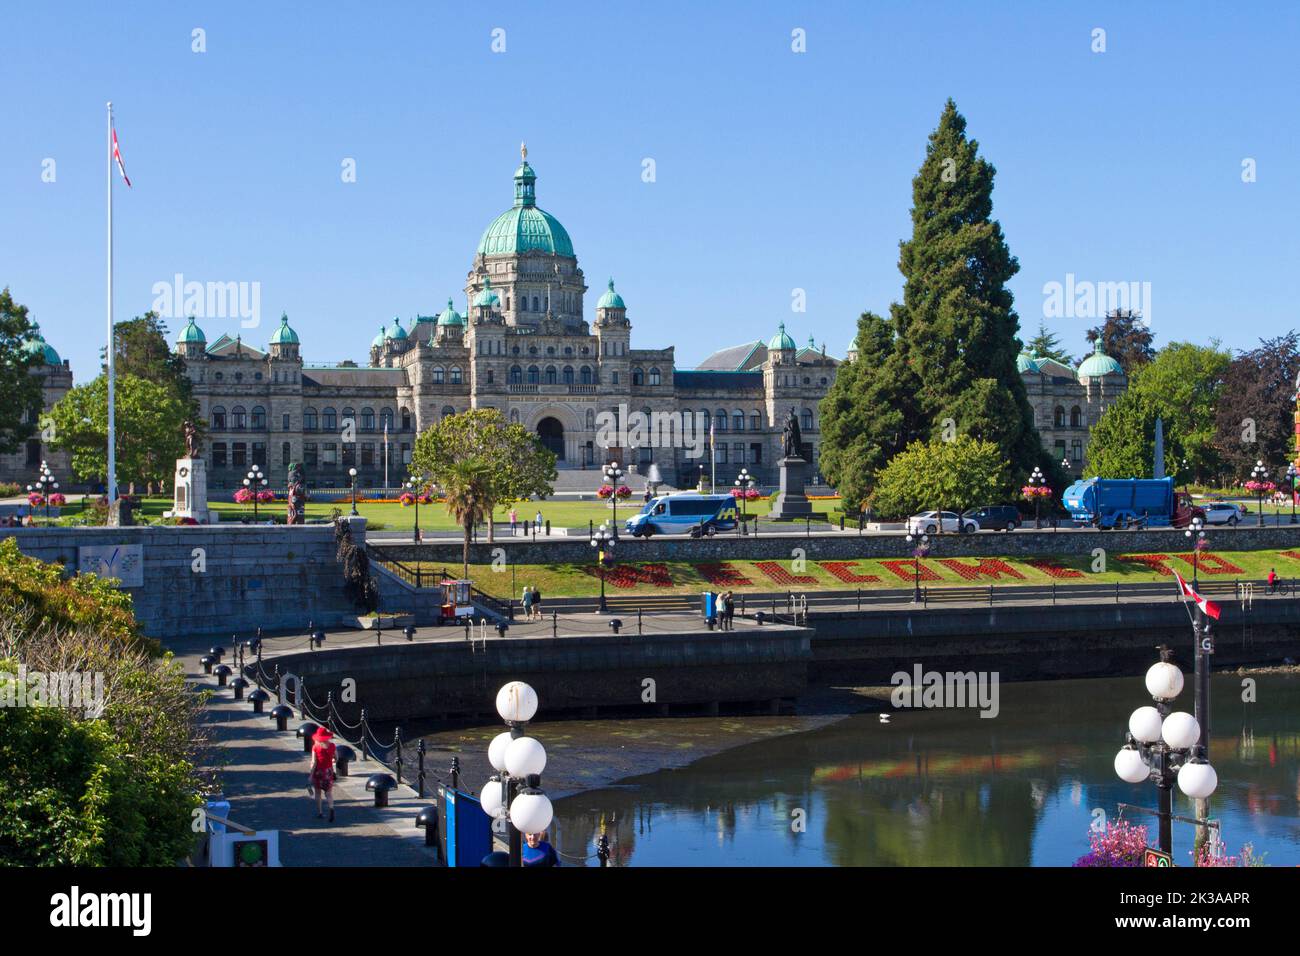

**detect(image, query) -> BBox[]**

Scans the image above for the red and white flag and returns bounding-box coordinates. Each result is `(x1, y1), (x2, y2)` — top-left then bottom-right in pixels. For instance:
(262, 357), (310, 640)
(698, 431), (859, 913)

(1173, 570), (1221, 619)
(112, 127), (132, 188)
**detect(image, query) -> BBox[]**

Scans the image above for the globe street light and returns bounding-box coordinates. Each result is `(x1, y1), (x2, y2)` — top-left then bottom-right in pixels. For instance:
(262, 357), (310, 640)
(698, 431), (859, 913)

(481, 681), (552, 867)
(904, 531), (930, 604)
(1250, 459), (1268, 528)
(590, 522), (616, 614)
(27, 460), (58, 523)
(602, 460), (624, 539)
(348, 466), (359, 516)
(1114, 646), (1217, 857)
(243, 464), (268, 520)
(405, 474), (423, 543)
(734, 467), (755, 535)
(1183, 516), (1206, 589)
(1028, 466), (1047, 529)
(1287, 463), (1298, 525)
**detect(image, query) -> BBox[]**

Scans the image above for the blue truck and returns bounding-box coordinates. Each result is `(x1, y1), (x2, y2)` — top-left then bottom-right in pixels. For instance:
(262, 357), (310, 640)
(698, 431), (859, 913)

(1062, 476), (1204, 529)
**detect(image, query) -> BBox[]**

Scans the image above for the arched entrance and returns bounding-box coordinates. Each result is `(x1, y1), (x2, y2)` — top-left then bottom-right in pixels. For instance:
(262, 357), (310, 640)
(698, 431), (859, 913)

(537, 417), (565, 460)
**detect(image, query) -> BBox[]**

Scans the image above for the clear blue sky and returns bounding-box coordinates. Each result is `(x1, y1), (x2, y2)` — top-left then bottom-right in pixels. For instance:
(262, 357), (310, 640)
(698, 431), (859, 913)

(3, 1), (1297, 382)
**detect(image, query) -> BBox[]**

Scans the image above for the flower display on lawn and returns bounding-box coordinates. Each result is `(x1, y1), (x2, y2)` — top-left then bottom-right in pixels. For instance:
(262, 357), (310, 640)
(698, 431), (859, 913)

(1073, 820), (1149, 867)
(419, 492), (433, 504)
(596, 484), (614, 499)
(48, 492), (66, 507)
(1021, 484), (1053, 498)
(1025, 558), (1085, 579)
(1175, 553), (1244, 575)
(581, 563), (674, 588)
(698, 562), (754, 586)
(233, 488), (253, 504)
(1117, 553), (1174, 576)
(615, 485), (632, 499)
(753, 561), (817, 586)
(256, 489), (276, 504)
(729, 487), (762, 501)
(820, 561), (880, 584)
(27, 492), (45, 507)
(937, 558), (1025, 581)
(399, 492), (415, 507)
(1244, 480), (1277, 494)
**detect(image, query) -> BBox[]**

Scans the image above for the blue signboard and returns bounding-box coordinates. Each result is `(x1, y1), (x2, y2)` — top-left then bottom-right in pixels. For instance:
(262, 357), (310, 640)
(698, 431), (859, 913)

(440, 786), (492, 867)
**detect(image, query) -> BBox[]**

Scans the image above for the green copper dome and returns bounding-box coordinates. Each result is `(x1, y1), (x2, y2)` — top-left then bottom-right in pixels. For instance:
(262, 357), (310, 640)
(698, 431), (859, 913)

(372, 325), (387, 349)
(767, 322), (796, 351)
(596, 278), (625, 310)
(176, 316), (206, 345)
(474, 277), (501, 308)
(1016, 351), (1042, 374)
(270, 313), (299, 345)
(387, 317), (408, 340)
(22, 324), (61, 365)
(437, 298), (465, 327)
(476, 148), (575, 258)
(1077, 340), (1123, 378)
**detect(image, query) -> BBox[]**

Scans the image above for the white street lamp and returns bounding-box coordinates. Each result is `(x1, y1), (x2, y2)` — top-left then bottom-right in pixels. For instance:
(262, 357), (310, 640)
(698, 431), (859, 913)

(496, 680), (539, 724)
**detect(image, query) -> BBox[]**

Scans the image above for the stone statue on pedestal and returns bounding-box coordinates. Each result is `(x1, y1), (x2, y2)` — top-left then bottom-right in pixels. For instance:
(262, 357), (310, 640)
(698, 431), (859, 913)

(184, 420), (201, 459)
(771, 407), (813, 519)
(781, 407), (803, 460)
(286, 463), (308, 525)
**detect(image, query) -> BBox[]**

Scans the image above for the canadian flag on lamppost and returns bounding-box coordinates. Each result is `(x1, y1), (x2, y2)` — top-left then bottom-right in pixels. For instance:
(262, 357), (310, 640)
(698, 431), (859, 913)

(1173, 569), (1222, 620)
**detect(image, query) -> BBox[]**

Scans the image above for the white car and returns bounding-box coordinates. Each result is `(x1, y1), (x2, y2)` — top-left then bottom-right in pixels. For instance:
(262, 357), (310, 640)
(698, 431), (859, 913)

(1202, 502), (1242, 526)
(906, 511), (979, 535)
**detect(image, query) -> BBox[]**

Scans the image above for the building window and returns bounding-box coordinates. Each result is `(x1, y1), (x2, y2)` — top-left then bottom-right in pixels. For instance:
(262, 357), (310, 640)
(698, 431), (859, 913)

(510, 365), (523, 385)
(733, 442), (744, 465)
(801, 408), (814, 432)
(342, 444), (355, 468)
(433, 366), (444, 384)
(211, 406), (227, 430)
(611, 371), (619, 385)
(545, 365), (557, 385)
(361, 407), (376, 431)
(532, 296), (539, 311)
(715, 408), (728, 431)
(510, 409), (520, 424)
(303, 407), (318, 431)
(342, 408), (355, 433)
(632, 367), (644, 386)
(442, 406), (455, 420)
(399, 408), (411, 430)
(281, 442), (291, 466)
(251, 406), (266, 430)
(323, 408), (337, 431)
(733, 410), (744, 432)
(401, 443), (411, 464)
(751, 411), (761, 431)
(322, 443), (338, 467)
(580, 366), (592, 385)
(252, 442), (267, 466)
(282, 413), (290, 431)
(25, 439), (40, 467)
(649, 367), (661, 386)
(212, 442), (227, 468)
(717, 444), (728, 465)
(450, 366), (462, 385)
(1070, 406), (1082, 428)
(232, 406), (247, 430)
(232, 442), (247, 467)
(303, 442), (317, 466)
(381, 407), (394, 432)
(1071, 438), (1083, 464)
(1054, 406), (1066, 428)
(486, 369), (494, 383)
(562, 366), (574, 385)
(528, 366), (540, 385)
(361, 442), (374, 467)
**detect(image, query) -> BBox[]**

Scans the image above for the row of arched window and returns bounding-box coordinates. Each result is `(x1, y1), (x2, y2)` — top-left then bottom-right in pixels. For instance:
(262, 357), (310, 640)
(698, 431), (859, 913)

(430, 366), (462, 385)
(508, 365), (596, 386)
(631, 367), (662, 386)
(1052, 406), (1084, 428)
(212, 406), (415, 432)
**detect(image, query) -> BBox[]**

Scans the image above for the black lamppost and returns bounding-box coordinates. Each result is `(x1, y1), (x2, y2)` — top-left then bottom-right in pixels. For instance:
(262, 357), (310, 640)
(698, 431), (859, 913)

(1287, 463), (1298, 525)
(243, 464), (267, 520)
(479, 682), (552, 867)
(590, 522), (615, 614)
(1114, 647), (1218, 858)
(904, 531), (930, 603)
(734, 467), (754, 535)
(1250, 459), (1268, 528)
(348, 466), (359, 516)
(1184, 516), (1206, 589)
(405, 475), (423, 543)
(602, 460), (624, 539)
(1028, 466), (1047, 529)
(26, 460), (58, 523)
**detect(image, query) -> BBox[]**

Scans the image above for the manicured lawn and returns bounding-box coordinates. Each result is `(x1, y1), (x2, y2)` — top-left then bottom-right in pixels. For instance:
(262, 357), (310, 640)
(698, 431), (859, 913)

(408, 549), (1300, 599)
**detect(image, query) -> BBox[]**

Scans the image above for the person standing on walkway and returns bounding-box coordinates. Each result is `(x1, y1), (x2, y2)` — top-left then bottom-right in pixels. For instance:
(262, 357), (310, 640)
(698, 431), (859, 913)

(535, 509), (543, 534)
(308, 727), (337, 822)
(522, 830), (560, 867)
(722, 590), (735, 630)
(1268, 568), (1278, 594)
(509, 507), (518, 537)
(522, 585), (535, 621)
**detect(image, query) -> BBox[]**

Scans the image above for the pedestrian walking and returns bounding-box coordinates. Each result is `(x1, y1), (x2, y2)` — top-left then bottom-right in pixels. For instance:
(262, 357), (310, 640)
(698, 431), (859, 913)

(522, 830), (560, 867)
(533, 586), (543, 619)
(308, 727), (337, 822)
(534, 509), (543, 534)
(509, 507), (518, 537)
(1268, 567), (1278, 594)
(722, 590), (735, 630)
(522, 585), (535, 621)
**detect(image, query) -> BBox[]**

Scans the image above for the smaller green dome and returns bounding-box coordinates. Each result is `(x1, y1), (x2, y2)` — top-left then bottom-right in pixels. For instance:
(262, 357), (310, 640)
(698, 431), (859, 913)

(387, 317), (408, 340)
(23, 324), (61, 365)
(270, 313), (299, 345)
(437, 298), (465, 327)
(176, 316), (206, 345)
(767, 322), (796, 351)
(474, 277), (500, 308)
(372, 325), (387, 349)
(1078, 340), (1123, 378)
(597, 278), (625, 310)
(1016, 351), (1042, 374)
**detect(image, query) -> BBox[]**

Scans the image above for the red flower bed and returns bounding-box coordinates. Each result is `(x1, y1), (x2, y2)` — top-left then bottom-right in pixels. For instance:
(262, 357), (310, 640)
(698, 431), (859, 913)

(1118, 554), (1174, 576)
(1280, 550), (1300, 563)
(938, 558), (1025, 581)
(1175, 553), (1244, 575)
(819, 561), (880, 584)
(582, 563), (674, 588)
(880, 559), (939, 582)
(753, 561), (818, 586)
(1025, 558), (1085, 579)
(697, 562), (755, 586)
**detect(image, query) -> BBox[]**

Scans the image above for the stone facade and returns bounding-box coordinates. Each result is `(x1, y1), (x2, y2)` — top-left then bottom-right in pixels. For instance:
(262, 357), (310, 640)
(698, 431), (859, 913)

(175, 149), (841, 492)
(1017, 347), (1127, 479)
(0, 325), (74, 489)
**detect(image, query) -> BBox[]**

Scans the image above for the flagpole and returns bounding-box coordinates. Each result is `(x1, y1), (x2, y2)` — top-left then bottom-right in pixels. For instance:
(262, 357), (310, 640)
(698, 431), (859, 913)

(106, 102), (117, 502)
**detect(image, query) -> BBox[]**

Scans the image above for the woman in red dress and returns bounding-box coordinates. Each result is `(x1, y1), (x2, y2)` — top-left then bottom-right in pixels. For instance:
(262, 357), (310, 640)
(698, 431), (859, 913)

(308, 727), (337, 822)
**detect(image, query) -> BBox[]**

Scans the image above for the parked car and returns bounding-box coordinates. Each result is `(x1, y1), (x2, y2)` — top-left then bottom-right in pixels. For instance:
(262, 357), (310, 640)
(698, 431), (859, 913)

(962, 505), (1023, 531)
(1202, 502), (1243, 526)
(906, 511), (979, 535)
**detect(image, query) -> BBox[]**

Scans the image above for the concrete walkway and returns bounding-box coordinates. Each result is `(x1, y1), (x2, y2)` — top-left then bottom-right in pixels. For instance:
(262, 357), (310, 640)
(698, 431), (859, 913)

(175, 634), (440, 867)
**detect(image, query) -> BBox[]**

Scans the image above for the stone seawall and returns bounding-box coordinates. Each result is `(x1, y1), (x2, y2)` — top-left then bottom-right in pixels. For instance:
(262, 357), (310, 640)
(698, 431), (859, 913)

(373, 524), (1300, 566)
(0, 522), (365, 638)
(264, 627), (813, 723)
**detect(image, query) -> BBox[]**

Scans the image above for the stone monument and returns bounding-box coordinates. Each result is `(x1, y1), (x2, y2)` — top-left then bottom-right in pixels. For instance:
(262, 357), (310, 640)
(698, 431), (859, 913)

(169, 420), (213, 523)
(770, 407), (814, 519)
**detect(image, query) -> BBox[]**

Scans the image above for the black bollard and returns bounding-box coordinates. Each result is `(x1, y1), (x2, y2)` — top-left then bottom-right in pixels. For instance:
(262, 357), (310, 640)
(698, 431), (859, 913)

(269, 702), (292, 730)
(199, 654), (217, 675)
(416, 806), (439, 847)
(231, 676), (249, 700)
(366, 773), (397, 808)
(336, 745), (357, 777)
(404, 624), (416, 642)
(213, 663), (231, 687)
(249, 688), (270, 713)
(296, 722), (320, 753)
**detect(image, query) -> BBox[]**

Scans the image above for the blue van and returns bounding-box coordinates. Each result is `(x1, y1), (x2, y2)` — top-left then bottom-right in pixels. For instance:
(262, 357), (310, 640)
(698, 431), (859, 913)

(625, 494), (739, 538)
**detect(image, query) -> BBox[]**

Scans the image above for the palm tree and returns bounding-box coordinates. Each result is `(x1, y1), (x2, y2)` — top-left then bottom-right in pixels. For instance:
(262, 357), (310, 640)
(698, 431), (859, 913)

(442, 459), (492, 578)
